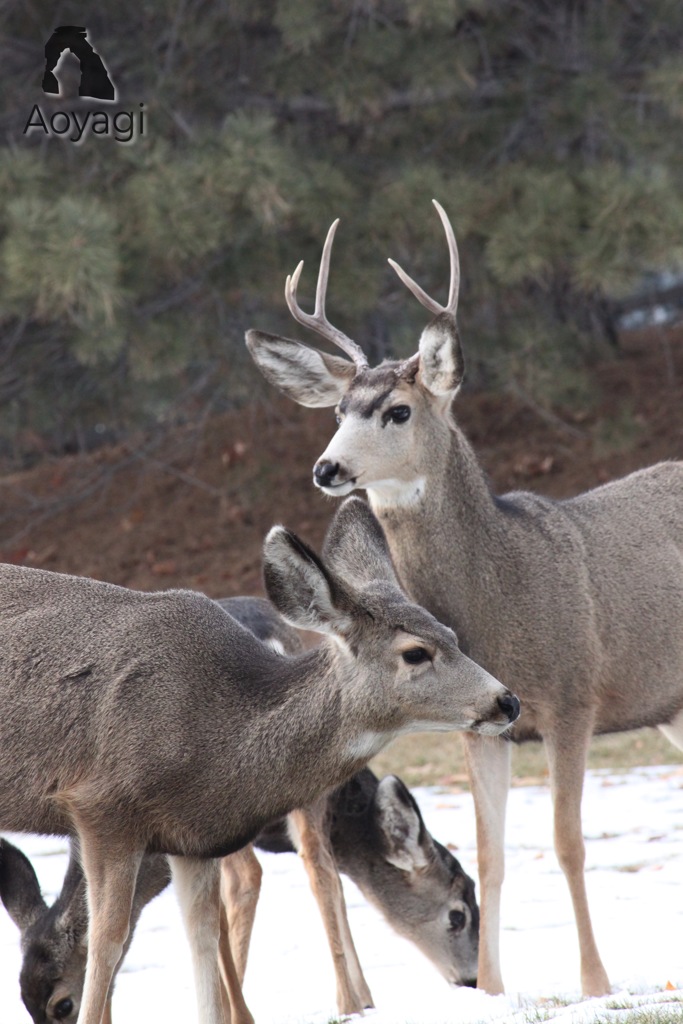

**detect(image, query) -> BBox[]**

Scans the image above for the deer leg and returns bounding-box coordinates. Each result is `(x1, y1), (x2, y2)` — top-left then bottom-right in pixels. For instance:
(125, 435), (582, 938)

(216, 850), (260, 1024)
(76, 836), (142, 1024)
(170, 856), (226, 1024)
(658, 707), (683, 751)
(544, 724), (611, 997)
(289, 802), (374, 1015)
(216, 903), (255, 1024)
(462, 732), (511, 995)
(220, 846), (263, 983)
(333, 877), (374, 1011)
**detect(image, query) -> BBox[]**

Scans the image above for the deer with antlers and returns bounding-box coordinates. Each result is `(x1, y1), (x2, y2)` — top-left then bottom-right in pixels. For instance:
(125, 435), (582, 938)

(246, 202), (683, 998)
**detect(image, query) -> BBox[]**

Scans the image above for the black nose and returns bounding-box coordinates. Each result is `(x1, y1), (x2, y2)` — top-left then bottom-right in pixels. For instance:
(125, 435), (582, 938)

(463, 977), (478, 989)
(313, 460), (339, 487)
(497, 691), (520, 722)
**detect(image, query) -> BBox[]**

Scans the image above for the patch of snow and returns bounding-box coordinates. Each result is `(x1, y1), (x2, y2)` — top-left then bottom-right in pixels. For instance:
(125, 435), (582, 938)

(1, 765), (681, 1023)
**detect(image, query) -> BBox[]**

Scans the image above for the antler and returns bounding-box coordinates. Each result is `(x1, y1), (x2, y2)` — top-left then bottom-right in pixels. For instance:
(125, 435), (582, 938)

(387, 199), (460, 317)
(285, 220), (369, 369)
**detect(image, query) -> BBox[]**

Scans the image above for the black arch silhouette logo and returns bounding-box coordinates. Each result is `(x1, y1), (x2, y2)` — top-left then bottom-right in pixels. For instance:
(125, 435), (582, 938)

(42, 26), (116, 102)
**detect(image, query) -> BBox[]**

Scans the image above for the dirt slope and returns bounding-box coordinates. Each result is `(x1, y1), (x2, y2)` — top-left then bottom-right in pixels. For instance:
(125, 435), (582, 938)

(1, 327), (681, 597)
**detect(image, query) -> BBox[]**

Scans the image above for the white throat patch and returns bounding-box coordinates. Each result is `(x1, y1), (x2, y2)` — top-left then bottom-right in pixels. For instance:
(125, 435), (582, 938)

(345, 730), (396, 761)
(367, 476), (426, 510)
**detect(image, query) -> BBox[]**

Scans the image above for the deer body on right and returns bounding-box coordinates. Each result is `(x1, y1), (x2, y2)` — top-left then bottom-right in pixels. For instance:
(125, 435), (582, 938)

(246, 202), (683, 998)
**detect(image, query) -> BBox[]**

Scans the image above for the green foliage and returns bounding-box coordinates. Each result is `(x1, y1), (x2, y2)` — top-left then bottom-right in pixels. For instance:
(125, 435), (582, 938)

(274, 0), (328, 54)
(3, 194), (121, 328)
(485, 169), (579, 287)
(2, 1), (683, 459)
(575, 165), (683, 294)
(647, 57), (683, 119)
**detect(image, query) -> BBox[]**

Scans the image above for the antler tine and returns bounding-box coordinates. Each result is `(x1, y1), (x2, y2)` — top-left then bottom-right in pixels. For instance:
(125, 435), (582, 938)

(284, 220), (368, 369)
(432, 199), (460, 313)
(387, 199), (460, 318)
(387, 258), (444, 317)
(314, 217), (338, 319)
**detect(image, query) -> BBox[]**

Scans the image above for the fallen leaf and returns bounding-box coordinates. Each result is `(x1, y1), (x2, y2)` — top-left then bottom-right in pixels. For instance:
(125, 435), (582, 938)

(151, 560), (177, 576)
(25, 545), (57, 566)
(513, 453), (556, 478)
(222, 441), (249, 467)
(2, 546), (30, 565)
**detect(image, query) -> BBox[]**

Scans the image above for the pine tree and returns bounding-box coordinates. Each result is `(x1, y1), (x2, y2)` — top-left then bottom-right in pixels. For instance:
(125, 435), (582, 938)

(1, 1), (682, 457)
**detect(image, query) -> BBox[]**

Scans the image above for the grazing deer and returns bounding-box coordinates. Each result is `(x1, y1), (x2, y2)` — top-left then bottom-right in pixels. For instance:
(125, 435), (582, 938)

(259, 766), (480, 988)
(245, 202), (683, 998)
(1, 767), (478, 1024)
(2, 595), (480, 1023)
(0, 838), (169, 1024)
(0, 497), (518, 1024)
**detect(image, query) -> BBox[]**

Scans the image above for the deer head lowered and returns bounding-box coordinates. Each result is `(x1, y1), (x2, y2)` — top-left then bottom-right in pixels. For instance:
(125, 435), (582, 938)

(246, 202), (683, 999)
(1, 767), (480, 1024)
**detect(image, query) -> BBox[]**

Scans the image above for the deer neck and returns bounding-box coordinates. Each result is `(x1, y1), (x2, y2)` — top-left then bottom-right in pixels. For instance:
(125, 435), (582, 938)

(233, 645), (394, 827)
(367, 420), (503, 648)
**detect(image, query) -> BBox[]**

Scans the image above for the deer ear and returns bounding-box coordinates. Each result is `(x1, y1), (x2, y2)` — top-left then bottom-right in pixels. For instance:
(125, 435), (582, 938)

(374, 776), (432, 872)
(417, 312), (464, 396)
(263, 527), (351, 636)
(0, 838), (48, 933)
(323, 497), (400, 589)
(246, 330), (354, 408)
(51, 840), (89, 937)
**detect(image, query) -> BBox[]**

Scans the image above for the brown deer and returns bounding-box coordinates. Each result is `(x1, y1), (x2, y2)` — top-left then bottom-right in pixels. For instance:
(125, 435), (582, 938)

(1, 768), (478, 1024)
(0, 497), (518, 1024)
(1, 596), (481, 1024)
(245, 202), (683, 998)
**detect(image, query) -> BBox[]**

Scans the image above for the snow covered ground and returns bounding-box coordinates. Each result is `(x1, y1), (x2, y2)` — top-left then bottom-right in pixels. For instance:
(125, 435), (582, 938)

(2, 764), (682, 1024)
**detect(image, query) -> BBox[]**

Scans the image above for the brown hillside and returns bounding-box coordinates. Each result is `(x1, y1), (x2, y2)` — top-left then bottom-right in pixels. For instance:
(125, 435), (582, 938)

(1, 327), (682, 597)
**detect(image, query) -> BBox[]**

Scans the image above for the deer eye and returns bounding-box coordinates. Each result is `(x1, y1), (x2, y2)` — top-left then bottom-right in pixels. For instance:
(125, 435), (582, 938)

(387, 405), (411, 424)
(449, 909), (467, 933)
(402, 647), (430, 665)
(54, 998), (74, 1020)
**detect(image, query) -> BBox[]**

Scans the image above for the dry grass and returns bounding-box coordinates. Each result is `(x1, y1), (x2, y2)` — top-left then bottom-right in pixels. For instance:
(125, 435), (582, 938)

(371, 727), (683, 790)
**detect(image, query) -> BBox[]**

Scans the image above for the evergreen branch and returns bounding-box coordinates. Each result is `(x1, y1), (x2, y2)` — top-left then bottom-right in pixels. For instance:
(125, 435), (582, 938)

(134, 251), (229, 321)
(242, 82), (502, 119)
